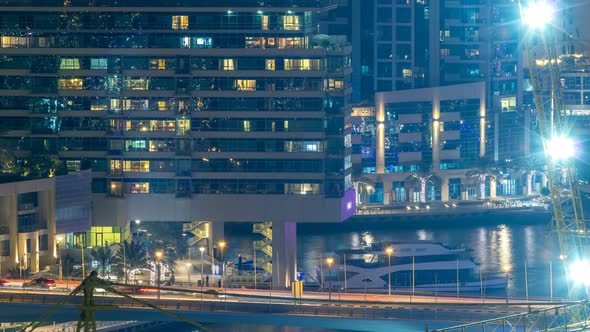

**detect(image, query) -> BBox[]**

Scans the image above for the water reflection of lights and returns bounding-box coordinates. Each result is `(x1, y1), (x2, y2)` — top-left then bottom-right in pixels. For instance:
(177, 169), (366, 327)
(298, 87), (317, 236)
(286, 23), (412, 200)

(416, 229), (433, 241)
(351, 232), (360, 249)
(362, 232), (374, 248)
(496, 225), (513, 273)
(476, 227), (488, 269)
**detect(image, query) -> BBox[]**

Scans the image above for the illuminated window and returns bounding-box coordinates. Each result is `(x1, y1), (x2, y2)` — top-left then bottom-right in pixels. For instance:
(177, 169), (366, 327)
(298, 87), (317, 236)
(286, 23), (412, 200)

(278, 37), (305, 49)
(91, 100), (108, 111)
(305, 143), (318, 152)
(440, 48), (450, 56)
(176, 119), (191, 135)
(125, 140), (147, 151)
(326, 79), (343, 90)
(265, 59), (275, 70)
(284, 59), (318, 70)
(128, 182), (149, 194)
(172, 15), (189, 30)
(110, 160), (122, 175)
(501, 97), (517, 112)
(58, 78), (83, 90)
(234, 79), (256, 91)
(402, 69), (412, 78)
(124, 78), (149, 90)
(157, 101), (168, 111)
(123, 160), (150, 172)
(110, 99), (120, 111)
(110, 181), (123, 196)
(261, 15), (269, 30)
(150, 59), (167, 70)
(282, 15), (300, 30)
(222, 59), (235, 70)
(60, 58), (80, 70)
(243, 120), (251, 132)
(91, 58), (107, 70)
(1, 36), (28, 48)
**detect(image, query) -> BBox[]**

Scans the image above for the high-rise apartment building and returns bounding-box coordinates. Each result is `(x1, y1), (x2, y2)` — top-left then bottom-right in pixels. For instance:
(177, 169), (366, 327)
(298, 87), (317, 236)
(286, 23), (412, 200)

(0, 0), (355, 287)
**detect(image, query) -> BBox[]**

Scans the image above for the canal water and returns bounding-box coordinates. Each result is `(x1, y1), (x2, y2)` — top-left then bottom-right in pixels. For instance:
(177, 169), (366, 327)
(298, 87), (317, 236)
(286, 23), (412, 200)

(224, 212), (566, 299)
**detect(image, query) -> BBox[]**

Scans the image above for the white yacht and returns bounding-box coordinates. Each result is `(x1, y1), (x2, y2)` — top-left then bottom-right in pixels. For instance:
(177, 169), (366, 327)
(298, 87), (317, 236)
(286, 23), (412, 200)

(330, 241), (507, 292)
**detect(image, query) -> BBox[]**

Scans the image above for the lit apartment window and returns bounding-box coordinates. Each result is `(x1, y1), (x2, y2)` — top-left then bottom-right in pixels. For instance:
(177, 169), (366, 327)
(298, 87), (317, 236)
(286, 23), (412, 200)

(234, 79), (256, 91)
(172, 15), (189, 30)
(150, 59), (167, 70)
(110, 160), (122, 174)
(243, 120), (251, 132)
(110, 98), (121, 111)
(58, 78), (83, 90)
(402, 69), (413, 78)
(176, 119), (190, 135)
(326, 79), (343, 90)
(501, 97), (517, 112)
(261, 15), (269, 30)
(124, 78), (149, 90)
(440, 48), (450, 56)
(222, 59), (235, 70)
(1, 36), (28, 48)
(91, 58), (107, 70)
(284, 59), (317, 70)
(265, 59), (275, 70)
(278, 37), (304, 49)
(128, 182), (149, 194)
(157, 101), (168, 111)
(123, 160), (150, 172)
(282, 15), (300, 30)
(60, 58), (80, 70)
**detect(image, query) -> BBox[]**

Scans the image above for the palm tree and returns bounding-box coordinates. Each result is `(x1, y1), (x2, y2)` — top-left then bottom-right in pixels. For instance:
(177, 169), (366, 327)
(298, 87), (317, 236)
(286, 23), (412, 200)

(465, 157), (500, 200)
(115, 241), (147, 283)
(90, 246), (116, 279)
(404, 163), (441, 203)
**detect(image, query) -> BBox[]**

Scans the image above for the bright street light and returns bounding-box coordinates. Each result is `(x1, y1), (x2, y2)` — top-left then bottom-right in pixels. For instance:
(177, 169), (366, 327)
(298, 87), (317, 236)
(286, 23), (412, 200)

(326, 257), (334, 305)
(546, 136), (575, 161)
(522, 1), (555, 29)
(386, 247), (394, 296)
(570, 260), (590, 286)
(155, 250), (163, 300)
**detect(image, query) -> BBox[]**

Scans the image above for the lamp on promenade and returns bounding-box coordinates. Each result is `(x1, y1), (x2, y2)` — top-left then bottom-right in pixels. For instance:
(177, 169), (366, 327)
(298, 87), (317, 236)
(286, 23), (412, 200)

(326, 257), (334, 305)
(199, 246), (205, 302)
(502, 265), (511, 304)
(386, 247), (394, 296)
(155, 250), (163, 300)
(56, 235), (63, 280)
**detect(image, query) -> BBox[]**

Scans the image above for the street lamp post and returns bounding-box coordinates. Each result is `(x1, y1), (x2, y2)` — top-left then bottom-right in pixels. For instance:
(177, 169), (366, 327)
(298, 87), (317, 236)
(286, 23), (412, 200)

(218, 240), (227, 309)
(386, 247), (394, 296)
(155, 250), (163, 300)
(56, 235), (63, 281)
(199, 246), (205, 302)
(326, 257), (334, 306)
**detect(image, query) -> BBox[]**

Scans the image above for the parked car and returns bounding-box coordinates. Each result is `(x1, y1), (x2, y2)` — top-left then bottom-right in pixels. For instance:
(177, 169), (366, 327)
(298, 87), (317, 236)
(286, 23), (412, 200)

(22, 278), (56, 288)
(0, 279), (8, 287)
(113, 285), (145, 294)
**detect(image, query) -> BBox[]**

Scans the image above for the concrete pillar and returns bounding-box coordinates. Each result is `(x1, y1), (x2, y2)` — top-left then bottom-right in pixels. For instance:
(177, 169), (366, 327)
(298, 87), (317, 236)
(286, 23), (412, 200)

(375, 94), (385, 174)
(39, 189), (56, 269)
(490, 177), (497, 199)
(440, 177), (449, 202)
(432, 92), (441, 171)
(30, 234), (39, 273)
(7, 195), (17, 271)
(383, 181), (392, 205)
(210, 221), (224, 276)
(272, 222), (296, 289)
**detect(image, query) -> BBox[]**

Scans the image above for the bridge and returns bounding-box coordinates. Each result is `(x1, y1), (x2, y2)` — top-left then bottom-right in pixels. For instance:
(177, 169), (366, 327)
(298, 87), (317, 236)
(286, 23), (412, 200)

(0, 285), (568, 332)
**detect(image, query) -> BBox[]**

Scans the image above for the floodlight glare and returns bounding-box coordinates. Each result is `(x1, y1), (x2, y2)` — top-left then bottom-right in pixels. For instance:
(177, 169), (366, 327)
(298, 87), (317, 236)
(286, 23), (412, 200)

(546, 136), (575, 160)
(570, 260), (590, 286)
(523, 1), (554, 29)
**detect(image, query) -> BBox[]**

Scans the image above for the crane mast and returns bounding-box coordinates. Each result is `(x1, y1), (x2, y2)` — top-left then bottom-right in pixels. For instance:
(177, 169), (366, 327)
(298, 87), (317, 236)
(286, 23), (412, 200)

(518, 0), (589, 298)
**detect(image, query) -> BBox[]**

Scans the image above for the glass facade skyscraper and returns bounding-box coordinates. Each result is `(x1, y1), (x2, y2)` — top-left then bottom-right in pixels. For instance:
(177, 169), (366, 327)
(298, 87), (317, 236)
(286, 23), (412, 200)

(0, 0), (354, 226)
